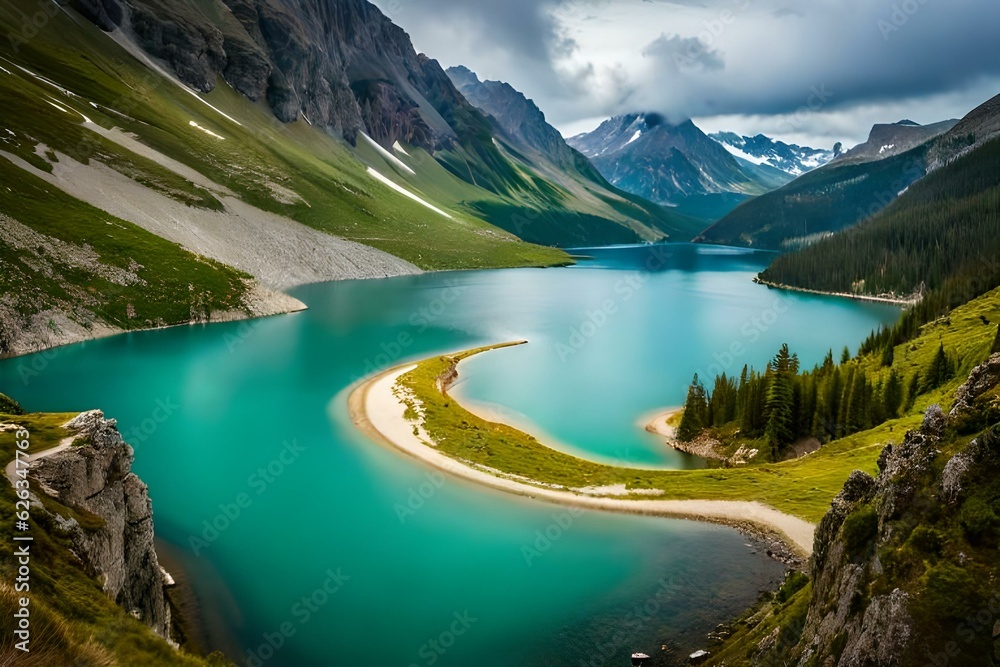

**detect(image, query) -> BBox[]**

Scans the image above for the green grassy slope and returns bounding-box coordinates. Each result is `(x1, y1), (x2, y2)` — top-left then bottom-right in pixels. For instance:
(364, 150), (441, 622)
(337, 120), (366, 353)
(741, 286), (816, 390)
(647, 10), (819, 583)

(0, 155), (255, 348)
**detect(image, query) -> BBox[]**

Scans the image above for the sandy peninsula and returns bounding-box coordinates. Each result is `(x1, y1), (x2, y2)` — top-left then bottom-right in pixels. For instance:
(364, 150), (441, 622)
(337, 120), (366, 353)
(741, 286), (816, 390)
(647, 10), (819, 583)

(348, 349), (816, 558)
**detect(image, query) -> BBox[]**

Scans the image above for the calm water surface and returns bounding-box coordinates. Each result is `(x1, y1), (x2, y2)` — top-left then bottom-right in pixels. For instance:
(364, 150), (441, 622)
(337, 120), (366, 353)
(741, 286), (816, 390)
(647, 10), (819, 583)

(0, 244), (900, 666)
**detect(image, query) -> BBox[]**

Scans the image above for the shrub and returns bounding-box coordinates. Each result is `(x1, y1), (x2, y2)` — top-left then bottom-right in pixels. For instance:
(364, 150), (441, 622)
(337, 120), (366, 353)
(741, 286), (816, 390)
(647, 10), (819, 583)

(908, 525), (944, 555)
(841, 503), (879, 555)
(959, 496), (1000, 547)
(0, 392), (25, 415)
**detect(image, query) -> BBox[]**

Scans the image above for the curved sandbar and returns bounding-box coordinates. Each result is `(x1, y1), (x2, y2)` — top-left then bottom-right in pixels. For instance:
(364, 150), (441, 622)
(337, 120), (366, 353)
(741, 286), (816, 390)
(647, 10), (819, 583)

(348, 342), (816, 558)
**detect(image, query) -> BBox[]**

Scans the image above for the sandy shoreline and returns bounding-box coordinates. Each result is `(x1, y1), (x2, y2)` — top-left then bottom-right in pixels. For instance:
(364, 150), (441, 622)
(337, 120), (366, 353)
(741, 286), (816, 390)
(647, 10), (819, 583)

(753, 277), (918, 307)
(347, 352), (816, 558)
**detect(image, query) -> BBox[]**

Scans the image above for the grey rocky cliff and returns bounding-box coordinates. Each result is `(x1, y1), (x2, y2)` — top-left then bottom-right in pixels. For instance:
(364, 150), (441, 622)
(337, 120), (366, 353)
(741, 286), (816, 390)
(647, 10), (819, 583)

(75, 0), (480, 151)
(949, 352), (1000, 420)
(792, 410), (940, 667)
(32, 410), (170, 637)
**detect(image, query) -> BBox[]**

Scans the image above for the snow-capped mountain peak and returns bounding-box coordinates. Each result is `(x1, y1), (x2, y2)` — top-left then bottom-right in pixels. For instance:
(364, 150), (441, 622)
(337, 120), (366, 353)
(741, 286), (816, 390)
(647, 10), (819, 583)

(708, 132), (836, 176)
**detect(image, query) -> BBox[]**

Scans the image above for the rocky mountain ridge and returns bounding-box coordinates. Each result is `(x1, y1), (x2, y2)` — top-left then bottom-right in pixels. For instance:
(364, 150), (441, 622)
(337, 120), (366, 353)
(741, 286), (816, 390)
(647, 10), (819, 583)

(832, 118), (959, 165)
(78, 0), (462, 151)
(446, 65), (582, 173)
(568, 113), (792, 207)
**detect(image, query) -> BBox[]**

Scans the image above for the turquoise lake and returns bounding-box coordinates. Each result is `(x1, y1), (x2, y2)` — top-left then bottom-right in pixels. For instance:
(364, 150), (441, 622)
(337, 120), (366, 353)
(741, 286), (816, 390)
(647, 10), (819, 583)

(0, 244), (901, 666)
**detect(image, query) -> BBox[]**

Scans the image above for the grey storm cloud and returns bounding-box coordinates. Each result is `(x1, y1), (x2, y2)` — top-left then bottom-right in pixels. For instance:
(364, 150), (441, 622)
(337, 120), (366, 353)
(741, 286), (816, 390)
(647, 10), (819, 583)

(371, 0), (1000, 142)
(642, 34), (725, 73)
(374, 0), (579, 95)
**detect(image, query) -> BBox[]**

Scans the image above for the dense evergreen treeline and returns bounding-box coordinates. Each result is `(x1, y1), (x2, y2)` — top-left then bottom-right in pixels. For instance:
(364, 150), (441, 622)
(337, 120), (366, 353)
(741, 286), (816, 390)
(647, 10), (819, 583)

(678, 342), (957, 459)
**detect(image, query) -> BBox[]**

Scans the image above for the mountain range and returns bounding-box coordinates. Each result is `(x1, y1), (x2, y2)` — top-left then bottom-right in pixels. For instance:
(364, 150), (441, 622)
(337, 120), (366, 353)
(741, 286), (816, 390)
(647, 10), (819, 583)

(709, 131), (837, 176)
(444, 66), (703, 243)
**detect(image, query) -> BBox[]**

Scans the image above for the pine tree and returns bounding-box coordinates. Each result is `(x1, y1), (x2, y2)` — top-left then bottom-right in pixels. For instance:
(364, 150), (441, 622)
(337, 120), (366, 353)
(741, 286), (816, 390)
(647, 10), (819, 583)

(765, 345), (797, 457)
(884, 371), (904, 418)
(845, 370), (869, 433)
(870, 378), (886, 426)
(678, 375), (709, 441)
(924, 343), (953, 392)
(905, 372), (922, 411)
(841, 346), (852, 365)
(837, 365), (855, 439)
(880, 344), (894, 367)
(709, 374), (737, 426)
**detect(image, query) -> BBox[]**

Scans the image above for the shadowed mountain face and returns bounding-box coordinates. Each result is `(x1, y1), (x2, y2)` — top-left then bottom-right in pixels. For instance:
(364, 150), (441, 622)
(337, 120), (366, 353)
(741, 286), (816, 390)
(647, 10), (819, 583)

(567, 113), (793, 206)
(446, 65), (582, 173)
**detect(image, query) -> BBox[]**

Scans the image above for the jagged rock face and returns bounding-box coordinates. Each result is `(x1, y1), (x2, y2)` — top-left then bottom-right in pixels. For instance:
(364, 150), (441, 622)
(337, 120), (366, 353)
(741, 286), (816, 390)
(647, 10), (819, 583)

(811, 470), (875, 574)
(795, 408), (945, 666)
(354, 79), (436, 149)
(950, 353), (1000, 419)
(942, 425), (1000, 504)
(833, 119), (959, 166)
(32, 411), (170, 637)
(80, 0), (473, 150)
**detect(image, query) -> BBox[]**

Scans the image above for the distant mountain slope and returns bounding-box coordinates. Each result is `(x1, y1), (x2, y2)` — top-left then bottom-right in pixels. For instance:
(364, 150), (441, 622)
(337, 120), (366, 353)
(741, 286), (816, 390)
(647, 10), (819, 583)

(446, 67), (704, 243)
(71, 0), (680, 247)
(567, 114), (793, 208)
(832, 119), (958, 165)
(710, 132), (836, 176)
(697, 102), (995, 249)
(760, 135), (1000, 306)
(446, 65), (580, 171)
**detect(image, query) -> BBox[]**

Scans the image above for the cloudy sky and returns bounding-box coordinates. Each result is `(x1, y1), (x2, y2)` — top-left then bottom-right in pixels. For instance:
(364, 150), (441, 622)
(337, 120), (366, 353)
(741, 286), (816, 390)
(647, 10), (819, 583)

(371, 0), (1000, 148)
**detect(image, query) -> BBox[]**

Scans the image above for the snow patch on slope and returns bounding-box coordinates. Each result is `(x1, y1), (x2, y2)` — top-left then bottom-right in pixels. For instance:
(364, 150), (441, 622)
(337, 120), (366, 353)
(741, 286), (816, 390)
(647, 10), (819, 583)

(718, 141), (768, 166)
(360, 132), (416, 175)
(366, 167), (451, 219)
(189, 121), (225, 140)
(101, 30), (244, 127)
